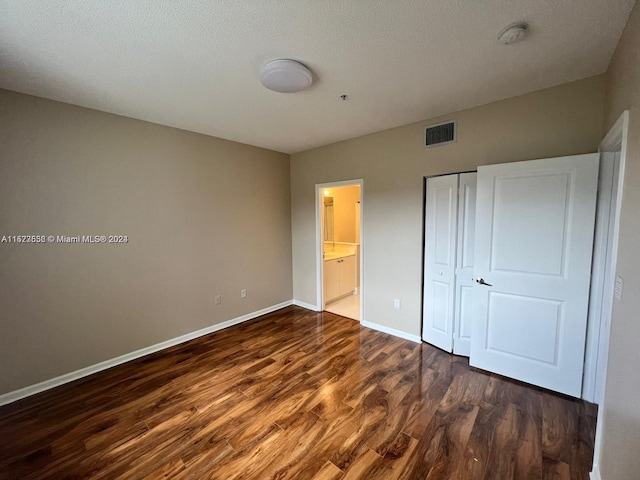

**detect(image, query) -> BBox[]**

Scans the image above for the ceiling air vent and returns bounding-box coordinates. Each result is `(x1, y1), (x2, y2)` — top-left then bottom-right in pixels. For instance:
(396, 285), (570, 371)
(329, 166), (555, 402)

(424, 120), (456, 148)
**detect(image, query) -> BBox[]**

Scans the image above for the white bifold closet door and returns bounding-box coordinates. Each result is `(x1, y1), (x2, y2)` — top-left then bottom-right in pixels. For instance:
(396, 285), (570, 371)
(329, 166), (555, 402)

(423, 155), (598, 397)
(422, 173), (477, 355)
(453, 173), (477, 356)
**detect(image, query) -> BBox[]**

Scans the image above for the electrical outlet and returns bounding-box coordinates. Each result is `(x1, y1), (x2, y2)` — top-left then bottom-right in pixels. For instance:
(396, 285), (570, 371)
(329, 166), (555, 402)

(393, 298), (401, 309)
(241, 289), (247, 298)
(215, 295), (222, 305)
(614, 275), (623, 300)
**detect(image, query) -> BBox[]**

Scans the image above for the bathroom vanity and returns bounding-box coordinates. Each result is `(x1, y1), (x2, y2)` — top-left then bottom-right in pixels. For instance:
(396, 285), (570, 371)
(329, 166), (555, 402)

(323, 252), (356, 303)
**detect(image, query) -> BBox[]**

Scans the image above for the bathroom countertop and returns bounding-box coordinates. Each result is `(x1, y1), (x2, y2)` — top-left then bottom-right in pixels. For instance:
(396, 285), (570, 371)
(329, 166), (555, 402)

(324, 252), (356, 261)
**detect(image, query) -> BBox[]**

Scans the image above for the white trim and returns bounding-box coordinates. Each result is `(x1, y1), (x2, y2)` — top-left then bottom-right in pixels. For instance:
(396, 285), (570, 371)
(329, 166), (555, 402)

(582, 153), (617, 402)
(600, 111), (628, 150)
(590, 110), (629, 479)
(292, 299), (320, 311)
(0, 300), (293, 406)
(361, 320), (421, 343)
(315, 186), (324, 310)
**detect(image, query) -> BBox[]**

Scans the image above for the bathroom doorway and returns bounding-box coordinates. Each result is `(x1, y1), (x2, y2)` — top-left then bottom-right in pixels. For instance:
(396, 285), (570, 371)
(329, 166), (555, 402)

(316, 180), (363, 321)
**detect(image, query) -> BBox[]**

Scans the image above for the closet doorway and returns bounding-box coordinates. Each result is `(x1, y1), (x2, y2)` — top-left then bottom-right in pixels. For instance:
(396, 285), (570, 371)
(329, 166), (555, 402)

(316, 180), (363, 321)
(423, 154), (600, 398)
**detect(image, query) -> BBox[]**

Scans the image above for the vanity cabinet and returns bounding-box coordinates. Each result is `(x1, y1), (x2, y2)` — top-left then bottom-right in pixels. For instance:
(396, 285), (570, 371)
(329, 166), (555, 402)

(324, 254), (356, 303)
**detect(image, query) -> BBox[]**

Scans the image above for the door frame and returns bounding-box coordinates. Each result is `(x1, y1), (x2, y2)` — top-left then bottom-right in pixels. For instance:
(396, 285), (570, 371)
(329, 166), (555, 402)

(315, 179), (364, 318)
(590, 110), (629, 479)
(582, 152), (619, 402)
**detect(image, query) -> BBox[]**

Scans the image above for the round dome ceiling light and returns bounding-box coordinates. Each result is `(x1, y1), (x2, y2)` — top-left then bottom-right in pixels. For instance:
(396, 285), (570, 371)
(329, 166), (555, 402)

(498, 22), (529, 45)
(260, 59), (313, 93)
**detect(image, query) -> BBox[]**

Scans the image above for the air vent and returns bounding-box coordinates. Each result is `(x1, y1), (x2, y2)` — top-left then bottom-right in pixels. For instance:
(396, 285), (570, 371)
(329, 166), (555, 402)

(424, 120), (456, 148)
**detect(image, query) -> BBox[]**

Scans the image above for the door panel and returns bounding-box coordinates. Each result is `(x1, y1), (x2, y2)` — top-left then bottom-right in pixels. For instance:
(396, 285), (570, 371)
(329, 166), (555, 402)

(323, 259), (340, 303)
(339, 256), (357, 297)
(422, 175), (458, 351)
(434, 188), (456, 266)
(491, 173), (569, 275)
(453, 172), (477, 356)
(431, 281), (451, 333)
(486, 293), (562, 364)
(470, 154), (599, 397)
(458, 175), (477, 270)
(458, 286), (474, 339)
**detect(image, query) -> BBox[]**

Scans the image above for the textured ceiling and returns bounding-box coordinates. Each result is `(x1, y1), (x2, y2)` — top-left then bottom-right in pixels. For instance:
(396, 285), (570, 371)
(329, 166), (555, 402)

(0, 1), (635, 154)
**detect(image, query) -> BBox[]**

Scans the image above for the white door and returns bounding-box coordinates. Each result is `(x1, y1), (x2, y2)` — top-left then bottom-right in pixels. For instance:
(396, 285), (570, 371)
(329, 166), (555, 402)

(470, 154), (599, 397)
(453, 173), (477, 357)
(422, 174), (458, 351)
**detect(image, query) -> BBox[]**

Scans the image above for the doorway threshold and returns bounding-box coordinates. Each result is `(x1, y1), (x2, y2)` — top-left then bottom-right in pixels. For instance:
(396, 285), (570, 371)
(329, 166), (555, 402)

(325, 293), (360, 321)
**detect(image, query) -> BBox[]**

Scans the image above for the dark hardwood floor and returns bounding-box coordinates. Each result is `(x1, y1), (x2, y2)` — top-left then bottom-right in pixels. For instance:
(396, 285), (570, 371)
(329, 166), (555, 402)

(0, 306), (597, 479)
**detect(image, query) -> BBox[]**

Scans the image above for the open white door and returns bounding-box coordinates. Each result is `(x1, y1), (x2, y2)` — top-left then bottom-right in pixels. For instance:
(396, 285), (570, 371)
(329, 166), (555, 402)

(470, 154), (599, 397)
(422, 175), (458, 351)
(453, 172), (477, 357)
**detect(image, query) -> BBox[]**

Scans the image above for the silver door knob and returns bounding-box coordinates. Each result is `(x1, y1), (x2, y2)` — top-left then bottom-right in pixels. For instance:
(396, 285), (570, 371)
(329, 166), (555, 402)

(476, 277), (493, 287)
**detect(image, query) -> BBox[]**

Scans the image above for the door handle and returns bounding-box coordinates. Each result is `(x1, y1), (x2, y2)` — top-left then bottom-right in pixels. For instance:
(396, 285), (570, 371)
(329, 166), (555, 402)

(476, 277), (492, 287)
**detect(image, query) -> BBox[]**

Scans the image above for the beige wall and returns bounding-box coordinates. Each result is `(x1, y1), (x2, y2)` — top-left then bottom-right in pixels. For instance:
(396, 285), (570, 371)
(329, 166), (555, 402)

(599, 2), (640, 477)
(324, 185), (360, 243)
(291, 75), (605, 335)
(0, 89), (292, 395)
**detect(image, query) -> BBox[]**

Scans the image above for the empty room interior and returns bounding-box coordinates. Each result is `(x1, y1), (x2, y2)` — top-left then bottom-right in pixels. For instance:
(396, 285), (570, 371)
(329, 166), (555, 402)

(1, 2), (640, 479)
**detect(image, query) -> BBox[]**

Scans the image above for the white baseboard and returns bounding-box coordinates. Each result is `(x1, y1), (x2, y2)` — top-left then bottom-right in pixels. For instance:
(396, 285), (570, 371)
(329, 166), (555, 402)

(292, 299), (320, 311)
(0, 300), (293, 406)
(590, 465), (601, 480)
(361, 320), (421, 343)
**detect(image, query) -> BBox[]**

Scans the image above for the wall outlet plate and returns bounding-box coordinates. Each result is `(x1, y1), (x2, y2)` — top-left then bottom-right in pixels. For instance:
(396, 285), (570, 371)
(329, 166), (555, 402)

(393, 298), (401, 309)
(215, 295), (222, 305)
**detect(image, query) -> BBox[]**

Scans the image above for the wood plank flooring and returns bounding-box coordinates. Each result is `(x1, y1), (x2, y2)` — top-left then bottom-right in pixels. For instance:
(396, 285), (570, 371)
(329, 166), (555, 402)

(0, 306), (597, 479)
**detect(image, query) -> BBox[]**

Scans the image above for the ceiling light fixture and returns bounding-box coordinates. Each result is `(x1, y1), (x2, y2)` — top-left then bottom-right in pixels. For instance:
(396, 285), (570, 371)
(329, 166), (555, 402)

(260, 59), (313, 93)
(498, 22), (529, 45)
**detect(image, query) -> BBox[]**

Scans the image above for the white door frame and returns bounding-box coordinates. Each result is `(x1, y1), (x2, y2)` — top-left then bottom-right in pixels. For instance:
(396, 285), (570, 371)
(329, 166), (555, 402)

(590, 110), (629, 479)
(582, 153), (619, 402)
(315, 179), (364, 319)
